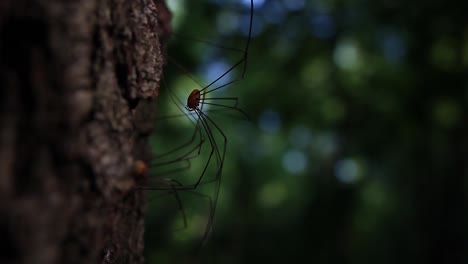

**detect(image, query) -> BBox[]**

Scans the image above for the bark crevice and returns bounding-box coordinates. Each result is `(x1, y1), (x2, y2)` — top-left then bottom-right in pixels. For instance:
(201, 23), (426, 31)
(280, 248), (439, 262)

(0, 1), (169, 263)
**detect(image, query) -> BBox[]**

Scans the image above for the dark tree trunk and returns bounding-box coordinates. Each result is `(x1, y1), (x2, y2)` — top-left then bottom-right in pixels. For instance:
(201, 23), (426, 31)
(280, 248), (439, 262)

(0, 0), (169, 263)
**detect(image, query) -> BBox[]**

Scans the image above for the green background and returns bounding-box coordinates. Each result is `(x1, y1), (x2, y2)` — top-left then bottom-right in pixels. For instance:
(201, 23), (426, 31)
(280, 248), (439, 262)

(145, 0), (468, 263)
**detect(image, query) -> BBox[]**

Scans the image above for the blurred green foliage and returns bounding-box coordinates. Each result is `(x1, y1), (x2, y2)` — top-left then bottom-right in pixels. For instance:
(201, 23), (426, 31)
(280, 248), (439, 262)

(145, 0), (468, 263)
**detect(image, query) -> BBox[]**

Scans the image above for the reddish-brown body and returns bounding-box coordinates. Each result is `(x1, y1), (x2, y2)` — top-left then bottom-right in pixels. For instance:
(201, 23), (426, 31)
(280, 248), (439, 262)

(134, 160), (148, 176)
(187, 89), (201, 110)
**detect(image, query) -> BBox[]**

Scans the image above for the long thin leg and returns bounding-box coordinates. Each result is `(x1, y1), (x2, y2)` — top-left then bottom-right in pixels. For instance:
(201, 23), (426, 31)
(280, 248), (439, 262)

(170, 32), (246, 53)
(193, 111), (228, 248)
(144, 186), (188, 233)
(144, 0), (254, 249)
(200, 101), (250, 120)
(199, 0), (253, 94)
(151, 132), (204, 166)
(153, 0), (253, 172)
(152, 78), (203, 161)
(147, 112), (217, 191)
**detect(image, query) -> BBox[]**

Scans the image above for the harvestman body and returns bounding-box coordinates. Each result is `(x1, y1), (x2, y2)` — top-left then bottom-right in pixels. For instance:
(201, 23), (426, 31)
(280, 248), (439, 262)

(141, 0), (254, 245)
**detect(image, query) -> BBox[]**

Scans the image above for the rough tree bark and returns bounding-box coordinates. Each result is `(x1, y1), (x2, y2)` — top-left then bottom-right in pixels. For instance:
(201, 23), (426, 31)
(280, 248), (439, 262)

(0, 0), (170, 263)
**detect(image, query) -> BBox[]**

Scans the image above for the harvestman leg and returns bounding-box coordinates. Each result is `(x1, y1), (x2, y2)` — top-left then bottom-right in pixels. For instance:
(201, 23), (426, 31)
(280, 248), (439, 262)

(156, 0), (254, 240)
(142, 0), (254, 245)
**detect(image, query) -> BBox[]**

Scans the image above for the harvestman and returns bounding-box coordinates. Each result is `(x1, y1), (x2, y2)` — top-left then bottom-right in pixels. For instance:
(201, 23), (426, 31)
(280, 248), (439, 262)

(140, 0), (254, 243)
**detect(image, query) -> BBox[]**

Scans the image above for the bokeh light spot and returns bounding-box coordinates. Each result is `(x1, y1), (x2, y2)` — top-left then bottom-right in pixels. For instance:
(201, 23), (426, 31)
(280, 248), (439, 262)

(200, 60), (232, 89)
(216, 11), (240, 35)
(166, 0), (185, 31)
(282, 150), (308, 174)
(334, 158), (362, 184)
(258, 181), (288, 209)
(334, 40), (361, 70)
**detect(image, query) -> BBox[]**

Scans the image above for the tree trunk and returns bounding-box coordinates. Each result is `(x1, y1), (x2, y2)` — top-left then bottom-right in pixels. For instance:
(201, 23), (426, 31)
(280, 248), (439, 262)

(0, 0), (169, 263)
